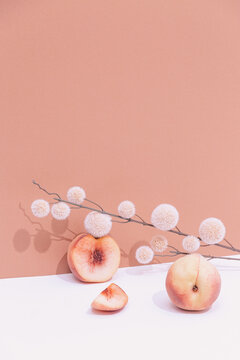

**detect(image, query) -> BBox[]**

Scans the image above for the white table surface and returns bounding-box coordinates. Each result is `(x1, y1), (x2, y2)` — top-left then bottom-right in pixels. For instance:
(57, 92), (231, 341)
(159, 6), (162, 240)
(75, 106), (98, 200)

(1, 257), (240, 360)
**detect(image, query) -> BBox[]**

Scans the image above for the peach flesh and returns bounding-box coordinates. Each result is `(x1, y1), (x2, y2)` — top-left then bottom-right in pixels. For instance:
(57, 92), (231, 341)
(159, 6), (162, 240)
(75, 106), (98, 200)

(91, 283), (128, 311)
(67, 233), (121, 283)
(165, 254), (221, 311)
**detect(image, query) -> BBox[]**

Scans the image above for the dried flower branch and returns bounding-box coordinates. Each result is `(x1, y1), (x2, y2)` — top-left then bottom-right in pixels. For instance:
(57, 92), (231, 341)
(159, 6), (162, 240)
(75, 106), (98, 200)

(31, 180), (240, 262)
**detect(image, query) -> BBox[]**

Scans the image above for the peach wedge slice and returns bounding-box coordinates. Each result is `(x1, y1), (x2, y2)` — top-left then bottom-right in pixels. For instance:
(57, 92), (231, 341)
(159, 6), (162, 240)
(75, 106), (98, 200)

(91, 283), (128, 311)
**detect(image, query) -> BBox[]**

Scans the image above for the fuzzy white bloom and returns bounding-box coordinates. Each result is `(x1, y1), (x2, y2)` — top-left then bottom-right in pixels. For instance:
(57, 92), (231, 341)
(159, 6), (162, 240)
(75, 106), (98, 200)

(51, 202), (71, 220)
(199, 217), (225, 244)
(151, 204), (179, 231)
(31, 199), (50, 218)
(182, 235), (200, 253)
(118, 200), (136, 218)
(84, 211), (112, 238)
(67, 186), (86, 205)
(150, 234), (168, 253)
(135, 246), (154, 264)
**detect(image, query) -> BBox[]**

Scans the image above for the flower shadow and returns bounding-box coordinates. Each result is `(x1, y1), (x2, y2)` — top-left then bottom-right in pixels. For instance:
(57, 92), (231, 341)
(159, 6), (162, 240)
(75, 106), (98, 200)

(13, 202), (74, 254)
(12, 229), (31, 252)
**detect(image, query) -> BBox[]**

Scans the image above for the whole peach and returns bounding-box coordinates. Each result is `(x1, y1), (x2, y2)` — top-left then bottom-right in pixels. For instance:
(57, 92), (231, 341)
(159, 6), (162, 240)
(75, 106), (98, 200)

(165, 254), (221, 311)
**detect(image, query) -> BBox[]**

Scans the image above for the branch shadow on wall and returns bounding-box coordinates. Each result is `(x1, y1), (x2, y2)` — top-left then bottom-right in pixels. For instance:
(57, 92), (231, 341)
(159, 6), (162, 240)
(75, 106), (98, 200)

(12, 203), (76, 273)
(13, 204), (160, 276)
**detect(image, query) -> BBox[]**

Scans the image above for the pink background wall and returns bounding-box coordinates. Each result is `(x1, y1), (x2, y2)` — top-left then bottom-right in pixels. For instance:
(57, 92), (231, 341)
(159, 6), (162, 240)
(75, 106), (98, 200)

(1, 0), (240, 278)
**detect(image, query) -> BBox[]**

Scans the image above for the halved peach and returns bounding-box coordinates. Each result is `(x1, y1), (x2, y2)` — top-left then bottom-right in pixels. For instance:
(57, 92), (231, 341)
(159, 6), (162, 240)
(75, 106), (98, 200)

(91, 283), (128, 311)
(67, 233), (121, 283)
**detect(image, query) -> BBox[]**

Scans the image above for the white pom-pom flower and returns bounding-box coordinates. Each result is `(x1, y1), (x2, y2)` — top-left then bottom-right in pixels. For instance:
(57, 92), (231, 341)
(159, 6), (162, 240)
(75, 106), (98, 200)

(31, 199), (50, 218)
(182, 235), (200, 253)
(118, 200), (136, 218)
(51, 202), (71, 220)
(84, 211), (112, 238)
(135, 246), (154, 264)
(151, 204), (179, 231)
(67, 186), (86, 204)
(199, 217), (225, 244)
(150, 235), (168, 253)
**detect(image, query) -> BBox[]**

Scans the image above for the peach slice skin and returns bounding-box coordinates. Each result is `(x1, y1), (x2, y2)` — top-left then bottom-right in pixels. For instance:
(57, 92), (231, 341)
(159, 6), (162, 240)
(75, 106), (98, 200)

(67, 233), (121, 283)
(91, 283), (128, 311)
